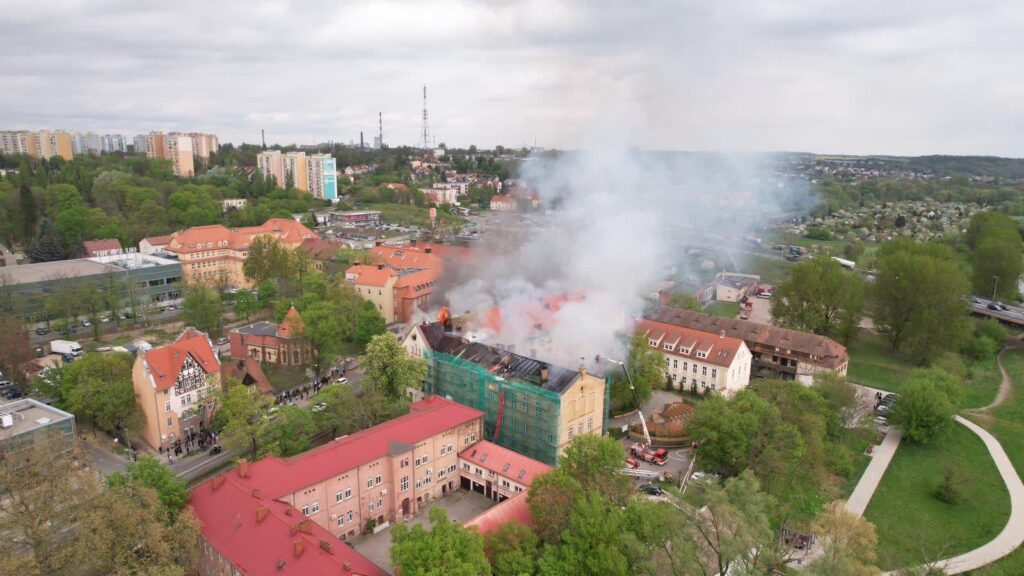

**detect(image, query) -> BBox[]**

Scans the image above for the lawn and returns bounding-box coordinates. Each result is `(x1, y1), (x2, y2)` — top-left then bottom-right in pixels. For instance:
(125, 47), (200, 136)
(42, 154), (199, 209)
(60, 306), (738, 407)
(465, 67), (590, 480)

(740, 254), (792, 285)
(864, 422), (1010, 570)
(964, 354), (1002, 410)
(839, 426), (884, 499)
(846, 331), (916, 393)
(705, 302), (740, 318)
(963, 350), (1024, 575)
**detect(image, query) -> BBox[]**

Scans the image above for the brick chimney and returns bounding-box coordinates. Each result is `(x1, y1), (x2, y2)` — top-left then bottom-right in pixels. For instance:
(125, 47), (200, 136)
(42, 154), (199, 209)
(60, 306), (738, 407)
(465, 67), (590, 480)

(238, 458), (250, 478)
(256, 507), (269, 523)
(424, 247), (432, 254)
(211, 476), (225, 491)
(318, 538), (334, 553)
(293, 539), (304, 558)
(299, 519), (313, 534)
(251, 488), (261, 499)
(719, 330), (726, 339)
(377, 263), (385, 270)
(410, 239), (417, 247)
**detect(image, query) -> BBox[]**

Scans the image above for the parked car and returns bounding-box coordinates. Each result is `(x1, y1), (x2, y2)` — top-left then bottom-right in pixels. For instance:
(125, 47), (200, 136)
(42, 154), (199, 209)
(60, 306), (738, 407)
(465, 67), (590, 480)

(970, 296), (982, 304)
(989, 302), (1003, 311)
(335, 377), (349, 385)
(637, 484), (664, 496)
(998, 302), (1011, 311)
(81, 319), (92, 327)
(2, 387), (25, 400)
(312, 403), (328, 413)
(217, 337), (229, 345)
(690, 471), (721, 482)
(35, 327), (49, 335)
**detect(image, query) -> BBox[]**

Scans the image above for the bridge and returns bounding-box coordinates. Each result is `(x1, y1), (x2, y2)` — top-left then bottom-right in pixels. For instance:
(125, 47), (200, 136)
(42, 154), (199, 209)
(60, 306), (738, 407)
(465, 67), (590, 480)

(969, 296), (1024, 329)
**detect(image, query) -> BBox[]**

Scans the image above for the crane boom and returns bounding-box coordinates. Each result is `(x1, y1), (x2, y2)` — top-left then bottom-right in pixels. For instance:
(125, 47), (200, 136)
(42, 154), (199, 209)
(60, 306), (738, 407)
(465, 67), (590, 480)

(613, 359), (652, 447)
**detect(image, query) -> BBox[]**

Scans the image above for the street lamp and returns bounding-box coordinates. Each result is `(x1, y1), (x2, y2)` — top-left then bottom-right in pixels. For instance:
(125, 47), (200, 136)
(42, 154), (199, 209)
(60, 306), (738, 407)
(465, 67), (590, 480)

(993, 275), (1000, 301)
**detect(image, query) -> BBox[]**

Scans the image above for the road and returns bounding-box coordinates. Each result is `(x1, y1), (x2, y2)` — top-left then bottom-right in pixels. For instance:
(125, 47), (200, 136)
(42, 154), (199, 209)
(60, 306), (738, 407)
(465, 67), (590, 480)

(969, 296), (1024, 327)
(82, 440), (130, 477)
(29, 307), (185, 344)
(0, 242), (19, 267)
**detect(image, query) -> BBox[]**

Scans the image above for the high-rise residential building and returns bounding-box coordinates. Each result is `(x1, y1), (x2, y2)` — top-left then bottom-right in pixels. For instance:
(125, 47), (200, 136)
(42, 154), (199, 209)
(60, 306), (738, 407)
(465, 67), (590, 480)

(71, 132), (102, 155)
(283, 151), (308, 191)
(0, 131), (39, 156)
(132, 134), (148, 154)
(100, 134), (127, 154)
(307, 153), (337, 200)
(34, 130), (74, 161)
(145, 132), (167, 160)
(164, 133), (195, 177)
(189, 132), (219, 162)
(256, 150), (284, 187)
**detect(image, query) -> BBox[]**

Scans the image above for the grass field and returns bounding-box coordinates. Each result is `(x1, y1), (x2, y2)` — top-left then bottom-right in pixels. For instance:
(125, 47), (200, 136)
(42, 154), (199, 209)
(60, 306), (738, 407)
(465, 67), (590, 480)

(964, 354), (1002, 410)
(963, 350), (1024, 575)
(705, 302), (740, 318)
(846, 331), (916, 392)
(740, 255), (792, 285)
(864, 422), (1010, 570)
(362, 202), (467, 228)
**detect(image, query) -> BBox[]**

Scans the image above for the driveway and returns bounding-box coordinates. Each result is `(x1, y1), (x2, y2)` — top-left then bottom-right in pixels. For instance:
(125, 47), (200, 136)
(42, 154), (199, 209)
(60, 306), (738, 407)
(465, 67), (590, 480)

(351, 490), (496, 574)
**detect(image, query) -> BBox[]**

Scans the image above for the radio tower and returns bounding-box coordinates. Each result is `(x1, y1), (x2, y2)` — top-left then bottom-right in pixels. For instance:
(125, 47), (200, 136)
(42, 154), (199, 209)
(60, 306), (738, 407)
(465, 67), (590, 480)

(379, 111), (383, 148)
(420, 85), (430, 150)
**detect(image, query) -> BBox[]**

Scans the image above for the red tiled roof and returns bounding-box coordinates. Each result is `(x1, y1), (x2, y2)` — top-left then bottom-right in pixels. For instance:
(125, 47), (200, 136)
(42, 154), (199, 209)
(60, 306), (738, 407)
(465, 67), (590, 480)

(82, 238), (123, 256)
(142, 234), (172, 246)
(278, 306), (304, 338)
(221, 357), (273, 395)
(298, 237), (342, 260)
(370, 244), (444, 272)
(459, 440), (551, 487)
(345, 264), (396, 288)
(226, 396), (484, 499)
(143, 328), (220, 391)
(168, 219), (317, 254)
(464, 492), (532, 534)
(190, 473), (387, 576)
(490, 195), (515, 206)
(635, 318), (745, 368)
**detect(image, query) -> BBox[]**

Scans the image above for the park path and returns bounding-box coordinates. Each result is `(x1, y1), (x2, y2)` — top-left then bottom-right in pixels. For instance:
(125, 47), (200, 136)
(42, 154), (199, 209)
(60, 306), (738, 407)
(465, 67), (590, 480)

(883, 416), (1024, 575)
(845, 427), (902, 516)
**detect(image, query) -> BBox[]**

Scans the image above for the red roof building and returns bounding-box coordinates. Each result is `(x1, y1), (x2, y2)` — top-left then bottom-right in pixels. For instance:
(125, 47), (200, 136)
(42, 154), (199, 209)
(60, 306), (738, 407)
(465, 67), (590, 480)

(133, 329), (221, 450)
(345, 242), (443, 324)
(82, 238), (123, 257)
(229, 306), (312, 367)
(635, 318), (753, 395)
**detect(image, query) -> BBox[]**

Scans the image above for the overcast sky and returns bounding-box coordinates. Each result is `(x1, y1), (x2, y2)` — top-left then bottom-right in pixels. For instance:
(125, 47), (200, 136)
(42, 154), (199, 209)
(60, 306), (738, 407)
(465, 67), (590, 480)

(2, 0), (1023, 156)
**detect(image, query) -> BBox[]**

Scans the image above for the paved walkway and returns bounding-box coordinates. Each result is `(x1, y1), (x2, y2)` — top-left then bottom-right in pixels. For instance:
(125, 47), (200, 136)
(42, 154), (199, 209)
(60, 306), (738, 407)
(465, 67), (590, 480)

(884, 416), (1024, 575)
(845, 427), (902, 515)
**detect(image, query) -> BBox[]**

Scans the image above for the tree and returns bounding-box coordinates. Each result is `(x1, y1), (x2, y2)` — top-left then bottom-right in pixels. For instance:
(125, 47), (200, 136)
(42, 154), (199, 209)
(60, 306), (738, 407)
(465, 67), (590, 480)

(243, 235), (304, 286)
(807, 502), (880, 576)
(301, 210), (317, 229)
(390, 506), (491, 576)
(538, 494), (630, 576)
(216, 380), (274, 459)
(968, 211), (1023, 301)
(526, 471), (584, 545)
(354, 299), (387, 347)
(843, 242), (866, 262)
(262, 405), (315, 456)
(0, 315), (35, 387)
(181, 284), (224, 336)
(19, 181), (37, 240)
(814, 372), (860, 431)
(310, 383), (409, 440)
(232, 288), (257, 321)
(363, 333), (427, 399)
(483, 522), (540, 576)
(668, 292), (702, 311)
(873, 240), (970, 364)
(771, 256), (865, 345)
(559, 434), (631, 505)
(26, 217), (66, 262)
(61, 352), (142, 439)
(890, 368), (963, 444)
(612, 332), (658, 409)
(107, 454), (189, 523)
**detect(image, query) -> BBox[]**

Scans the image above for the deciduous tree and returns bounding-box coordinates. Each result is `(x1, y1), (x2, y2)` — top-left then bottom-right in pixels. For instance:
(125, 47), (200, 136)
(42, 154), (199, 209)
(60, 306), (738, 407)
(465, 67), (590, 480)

(363, 333), (427, 399)
(771, 256), (866, 344)
(483, 522), (541, 576)
(807, 502), (880, 576)
(216, 380), (274, 459)
(391, 507), (491, 576)
(0, 315), (35, 387)
(107, 454), (189, 523)
(890, 368), (963, 444)
(181, 284), (224, 336)
(526, 471), (584, 545)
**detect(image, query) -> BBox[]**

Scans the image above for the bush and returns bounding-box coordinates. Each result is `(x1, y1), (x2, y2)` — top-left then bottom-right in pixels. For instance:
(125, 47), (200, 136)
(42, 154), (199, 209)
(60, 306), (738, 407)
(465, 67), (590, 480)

(805, 226), (834, 241)
(961, 334), (999, 361)
(935, 464), (964, 505)
(825, 442), (855, 477)
(976, 318), (1010, 345)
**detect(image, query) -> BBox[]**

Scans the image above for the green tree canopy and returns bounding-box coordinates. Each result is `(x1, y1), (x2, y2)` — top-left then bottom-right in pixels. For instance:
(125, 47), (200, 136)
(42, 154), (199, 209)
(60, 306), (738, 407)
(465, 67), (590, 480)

(390, 507), (491, 576)
(215, 380), (274, 459)
(967, 211), (1023, 301)
(771, 256), (865, 345)
(181, 284), (224, 336)
(890, 368), (964, 444)
(483, 522), (541, 576)
(60, 352), (142, 437)
(107, 454), (189, 523)
(363, 333), (427, 399)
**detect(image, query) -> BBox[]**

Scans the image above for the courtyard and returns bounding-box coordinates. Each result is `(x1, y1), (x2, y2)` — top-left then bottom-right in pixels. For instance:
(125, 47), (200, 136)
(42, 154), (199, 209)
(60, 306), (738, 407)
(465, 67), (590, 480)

(351, 489), (496, 573)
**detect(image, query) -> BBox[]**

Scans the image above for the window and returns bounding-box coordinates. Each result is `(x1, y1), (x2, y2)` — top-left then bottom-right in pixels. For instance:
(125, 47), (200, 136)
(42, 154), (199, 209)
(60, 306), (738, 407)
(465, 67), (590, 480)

(682, 377), (688, 385)
(347, 511), (353, 522)
(415, 457), (421, 467)
(311, 501), (320, 514)
(568, 428), (574, 440)
(462, 463), (470, 471)
(166, 417), (172, 427)
(369, 501), (375, 512)
(692, 363), (698, 373)
(588, 417), (593, 431)
(673, 359), (678, 368)
(335, 491), (343, 503)
(502, 463), (510, 473)
(578, 423), (583, 435)
(337, 517), (345, 527)
(302, 506), (310, 516)
(401, 476), (409, 491)
(367, 478), (373, 489)
(470, 433), (477, 442)
(422, 454), (429, 464)
(711, 368), (717, 379)
(165, 401), (171, 412)
(375, 475), (382, 485)
(702, 366), (708, 376)
(344, 488), (352, 500)
(682, 361), (688, 371)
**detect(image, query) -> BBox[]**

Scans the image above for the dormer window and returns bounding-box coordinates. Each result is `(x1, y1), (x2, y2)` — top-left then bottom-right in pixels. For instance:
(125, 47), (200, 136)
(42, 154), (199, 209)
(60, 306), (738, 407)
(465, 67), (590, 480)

(697, 351), (707, 358)
(649, 340), (657, 347)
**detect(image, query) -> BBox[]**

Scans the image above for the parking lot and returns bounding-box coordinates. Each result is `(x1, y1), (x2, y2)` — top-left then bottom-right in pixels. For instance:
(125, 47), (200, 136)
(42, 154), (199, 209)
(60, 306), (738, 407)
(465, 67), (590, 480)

(350, 490), (495, 573)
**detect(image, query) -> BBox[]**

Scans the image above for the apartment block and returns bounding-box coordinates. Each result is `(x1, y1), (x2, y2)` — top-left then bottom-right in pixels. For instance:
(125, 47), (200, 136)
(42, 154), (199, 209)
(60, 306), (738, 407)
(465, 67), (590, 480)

(189, 133), (220, 161)
(344, 243), (442, 323)
(132, 134), (148, 154)
(71, 132), (102, 155)
(284, 151), (308, 191)
(145, 132), (167, 160)
(100, 134), (127, 153)
(307, 153), (337, 200)
(34, 130), (74, 161)
(0, 131), (38, 156)
(164, 133), (195, 177)
(256, 150), (284, 188)
(132, 328), (221, 450)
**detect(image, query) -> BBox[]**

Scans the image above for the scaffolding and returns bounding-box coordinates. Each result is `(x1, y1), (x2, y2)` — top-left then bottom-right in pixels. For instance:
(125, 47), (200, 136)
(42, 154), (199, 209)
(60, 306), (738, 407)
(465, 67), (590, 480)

(425, 350), (566, 465)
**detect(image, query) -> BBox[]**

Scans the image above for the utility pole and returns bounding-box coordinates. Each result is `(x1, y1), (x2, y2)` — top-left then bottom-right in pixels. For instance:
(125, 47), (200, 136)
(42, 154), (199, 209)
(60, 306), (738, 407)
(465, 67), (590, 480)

(379, 111), (383, 148)
(420, 85), (430, 150)
(993, 275), (1000, 301)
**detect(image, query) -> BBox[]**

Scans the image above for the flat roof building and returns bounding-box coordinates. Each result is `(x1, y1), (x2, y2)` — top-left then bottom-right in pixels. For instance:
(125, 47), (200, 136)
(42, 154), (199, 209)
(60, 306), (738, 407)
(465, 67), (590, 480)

(0, 398), (76, 455)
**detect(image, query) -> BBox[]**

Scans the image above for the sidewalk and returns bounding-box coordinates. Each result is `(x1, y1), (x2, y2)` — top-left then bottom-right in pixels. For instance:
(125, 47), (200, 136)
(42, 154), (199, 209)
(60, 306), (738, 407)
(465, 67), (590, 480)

(846, 426), (902, 515)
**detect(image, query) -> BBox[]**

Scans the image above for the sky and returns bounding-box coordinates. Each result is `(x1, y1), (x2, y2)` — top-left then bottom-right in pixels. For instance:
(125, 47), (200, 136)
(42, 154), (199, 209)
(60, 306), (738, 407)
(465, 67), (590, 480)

(2, 0), (1023, 156)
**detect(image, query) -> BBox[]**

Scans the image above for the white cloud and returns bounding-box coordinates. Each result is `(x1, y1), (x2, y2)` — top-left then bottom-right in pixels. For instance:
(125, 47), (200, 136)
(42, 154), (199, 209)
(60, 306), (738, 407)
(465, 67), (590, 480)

(1, 0), (1022, 155)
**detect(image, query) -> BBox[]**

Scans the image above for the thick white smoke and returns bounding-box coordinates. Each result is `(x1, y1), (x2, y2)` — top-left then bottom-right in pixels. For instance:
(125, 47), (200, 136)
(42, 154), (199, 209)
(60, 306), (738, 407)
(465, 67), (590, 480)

(442, 144), (805, 370)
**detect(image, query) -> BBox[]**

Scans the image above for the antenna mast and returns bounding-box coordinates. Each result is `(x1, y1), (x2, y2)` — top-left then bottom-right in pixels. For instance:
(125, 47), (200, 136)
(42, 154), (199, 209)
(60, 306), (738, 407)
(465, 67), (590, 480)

(379, 111), (383, 148)
(420, 85), (430, 150)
